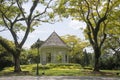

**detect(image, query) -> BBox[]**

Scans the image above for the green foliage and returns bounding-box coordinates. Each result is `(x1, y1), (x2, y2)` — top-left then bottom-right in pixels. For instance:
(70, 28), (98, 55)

(0, 2), (20, 18)
(55, 0), (120, 71)
(44, 63), (82, 69)
(61, 35), (89, 63)
(31, 40), (44, 49)
(20, 50), (29, 65)
(113, 52), (120, 69)
(0, 45), (13, 70)
(0, 36), (15, 54)
(81, 50), (92, 67)
(27, 49), (38, 64)
(14, 23), (26, 32)
(100, 56), (115, 70)
(0, 0), (55, 72)
(100, 52), (120, 70)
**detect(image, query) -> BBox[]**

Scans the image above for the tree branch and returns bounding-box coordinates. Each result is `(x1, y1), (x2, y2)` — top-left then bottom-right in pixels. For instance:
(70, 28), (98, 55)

(16, 0), (27, 23)
(104, 0), (110, 17)
(9, 28), (19, 47)
(96, 0), (101, 18)
(28, 0), (39, 23)
(19, 0), (52, 47)
(12, 14), (21, 24)
(99, 33), (106, 48)
(87, 25), (94, 46)
(35, 19), (54, 24)
(85, 0), (94, 33)
(1, 14), (10, 30)
(18, 0), (40, 47)
(32, 0), (52, 21)
(94, 0), (110, 42)
(79, 2), (86, 22)
(1, 11), (19, 46)
(91, 8), (97, 25)
(1, 1), (20, 47)
(0, 28), (8, 32)
(0, 9), (12, 24)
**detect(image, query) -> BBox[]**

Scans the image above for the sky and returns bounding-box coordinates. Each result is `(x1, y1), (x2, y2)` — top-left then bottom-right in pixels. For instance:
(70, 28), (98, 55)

(0, 19), (86, 49)
(0, 1), (87, 49)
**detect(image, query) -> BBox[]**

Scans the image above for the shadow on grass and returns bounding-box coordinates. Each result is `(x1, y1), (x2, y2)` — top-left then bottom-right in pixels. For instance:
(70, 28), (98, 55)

(0, 71), (32, 76)
(81, 70), (120, 77)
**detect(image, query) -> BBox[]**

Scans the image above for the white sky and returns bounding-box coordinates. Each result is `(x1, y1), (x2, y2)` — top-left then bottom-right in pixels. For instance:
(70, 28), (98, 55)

(0, 1), (87, 49)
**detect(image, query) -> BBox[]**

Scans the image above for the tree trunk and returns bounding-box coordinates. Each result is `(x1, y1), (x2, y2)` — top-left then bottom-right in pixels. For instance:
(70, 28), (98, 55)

(93, 47), (101, 72)
(13, 52), (21, 72)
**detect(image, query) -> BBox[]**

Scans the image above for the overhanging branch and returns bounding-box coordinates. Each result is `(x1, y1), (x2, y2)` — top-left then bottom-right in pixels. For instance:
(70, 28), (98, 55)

(99, 33), (106, 48)
(32, 0), (52, 21)
(0, 28), (8, 32)
(84, 0), (94, 33)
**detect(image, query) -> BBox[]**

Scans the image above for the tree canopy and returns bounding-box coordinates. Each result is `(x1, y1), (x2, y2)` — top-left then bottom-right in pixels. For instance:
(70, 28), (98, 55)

(0, 0), (55, 72)
(55, 0), (120, 71)
(62, 35), (89, 63)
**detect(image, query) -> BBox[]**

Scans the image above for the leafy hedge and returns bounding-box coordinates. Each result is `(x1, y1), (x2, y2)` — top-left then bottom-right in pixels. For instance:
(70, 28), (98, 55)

(32, 63), (82, 70)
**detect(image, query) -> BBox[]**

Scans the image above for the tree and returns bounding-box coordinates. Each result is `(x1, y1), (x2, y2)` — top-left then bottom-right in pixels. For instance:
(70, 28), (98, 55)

(28, 39), (44, 64)
(31, 40), (44, 49)
(55, 0), (120, 71)
(61, 35), (89, 63)
(102, 7), (120, 69)
(99, 3), (120, 69)
(82, 50), (90, 66)
(0, 0), (54, 72)
(27, 48), (38, 64)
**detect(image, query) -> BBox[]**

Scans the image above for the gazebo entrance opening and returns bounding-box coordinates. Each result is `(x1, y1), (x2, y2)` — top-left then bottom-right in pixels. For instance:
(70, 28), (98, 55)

(46, 53), (51, 63)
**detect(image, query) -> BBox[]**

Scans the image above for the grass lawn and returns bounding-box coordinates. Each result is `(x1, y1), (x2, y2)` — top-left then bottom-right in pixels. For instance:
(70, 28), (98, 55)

(0, 63), (120, 77)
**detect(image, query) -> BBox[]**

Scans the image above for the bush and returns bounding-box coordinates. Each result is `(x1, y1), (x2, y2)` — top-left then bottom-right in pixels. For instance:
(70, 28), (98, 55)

(0, 60), (13, 70)
(31, 63), (81, 70)
(44, 63), (81, 69)
(99, 57), (115, 70)
(0, 52), (13, 70)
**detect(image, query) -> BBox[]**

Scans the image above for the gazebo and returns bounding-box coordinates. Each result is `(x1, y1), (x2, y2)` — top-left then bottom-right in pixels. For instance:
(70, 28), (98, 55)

(40, 31), (69, 64)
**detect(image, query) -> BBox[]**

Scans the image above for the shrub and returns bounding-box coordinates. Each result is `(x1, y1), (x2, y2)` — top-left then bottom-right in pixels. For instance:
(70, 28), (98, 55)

(0, 52), (13, 70)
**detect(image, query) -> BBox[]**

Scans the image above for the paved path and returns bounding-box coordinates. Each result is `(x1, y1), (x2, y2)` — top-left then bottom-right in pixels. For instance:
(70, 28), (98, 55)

(0, 76), (120, 80)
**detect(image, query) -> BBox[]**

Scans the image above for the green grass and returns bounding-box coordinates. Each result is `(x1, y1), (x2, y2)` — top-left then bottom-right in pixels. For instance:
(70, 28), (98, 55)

(0, 63), (120, 77)
(43, 69), (81, 76)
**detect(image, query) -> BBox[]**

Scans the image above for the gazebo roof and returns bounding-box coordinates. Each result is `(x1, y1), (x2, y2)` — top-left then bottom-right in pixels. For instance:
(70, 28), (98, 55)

(40, 31), (68, 48)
